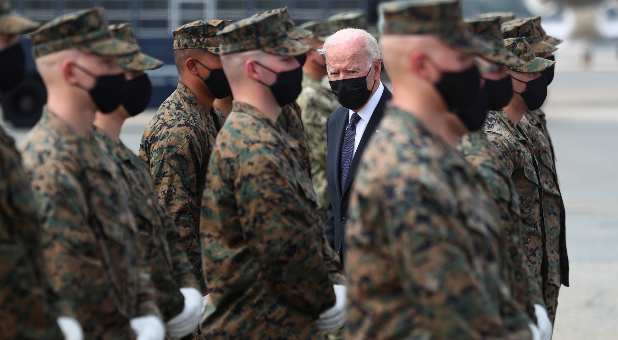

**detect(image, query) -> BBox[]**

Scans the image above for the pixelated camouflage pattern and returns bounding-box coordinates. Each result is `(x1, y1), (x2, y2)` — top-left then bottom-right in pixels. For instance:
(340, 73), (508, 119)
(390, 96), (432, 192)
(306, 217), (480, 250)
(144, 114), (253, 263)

(528, 109), (556, 160)
(0, 0), (39, 34)
(276, 102), (313, 179)
(502, 17), (558, 55)
(504, 37), (554, 73)
(217, 8), (309, 56)
(109, 23), (163, 72)
(530, 16), (562, 46)
(95, 130), (199, 321)
(519, 113), (569, 321)
(297, 74), (338, 210)
(173, 19), (228, 53)
(300, 21), (332, 42)
(22, 110), (160, 339)
(476, 11), (516, 24)
(466, 17), (526, 68)
(346, 104), (532, 339)
(30, 7), (137, 58)
(200, 101), (342, 338)
(378, 0), (494, 57)
(0, 125), (64, 339)
(327, 11), (367, 31)
(459, 130), (545, 319)
(139, 82), (222, 294)
(484, 111), (549, 312)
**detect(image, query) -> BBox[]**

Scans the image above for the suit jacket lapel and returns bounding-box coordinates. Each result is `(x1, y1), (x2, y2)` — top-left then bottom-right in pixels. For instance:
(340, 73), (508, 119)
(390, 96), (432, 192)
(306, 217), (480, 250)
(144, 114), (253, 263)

(331, 107), (348, 197)
(342, 89), (391, 195)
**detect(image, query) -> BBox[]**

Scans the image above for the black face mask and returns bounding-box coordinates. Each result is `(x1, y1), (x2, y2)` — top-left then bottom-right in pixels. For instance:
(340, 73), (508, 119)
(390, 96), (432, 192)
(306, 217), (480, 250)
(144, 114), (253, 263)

(433, 64), (484, 130)
(255, 62), (303, 107)
(329, 67), (375, 111)
(456, 86), (489, 132)
(0, 42), (26, 94)
(295, 53), (307, 67)
(484, 76), (514, 110)
(514, 76), (548, 110)
(196, 61), (231, 99)
(74, 64), (126, 113)
(121, 73), (152, 116)
(543, 55), (555, 85)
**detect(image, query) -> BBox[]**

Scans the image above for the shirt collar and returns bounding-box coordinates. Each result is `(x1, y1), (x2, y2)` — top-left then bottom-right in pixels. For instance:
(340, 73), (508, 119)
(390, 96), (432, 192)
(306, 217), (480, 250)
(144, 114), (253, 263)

(349, 81), (384, 122)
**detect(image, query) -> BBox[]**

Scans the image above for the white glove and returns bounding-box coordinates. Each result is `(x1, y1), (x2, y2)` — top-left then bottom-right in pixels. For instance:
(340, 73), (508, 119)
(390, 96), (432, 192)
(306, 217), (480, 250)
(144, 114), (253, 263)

(529, 323), (541, 340)
(166, 287), (203, 338)
(316, 285), (346, 332)
(56, 316), (83, 340)
(130, 315), (165, 340)
(534, 304), (553, 340)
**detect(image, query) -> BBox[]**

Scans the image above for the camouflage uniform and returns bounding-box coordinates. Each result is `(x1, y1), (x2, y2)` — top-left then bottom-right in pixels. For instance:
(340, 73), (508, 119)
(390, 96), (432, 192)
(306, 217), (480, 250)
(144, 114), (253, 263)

(98, 24), (199, 321)
(519, 114), (568, 321)
(200, 9), (343, 339)
(139, 19), (226, 293)
(23, 9), (159, 339)
(345, 2), (532, 339)
(0, 3), (63, 339)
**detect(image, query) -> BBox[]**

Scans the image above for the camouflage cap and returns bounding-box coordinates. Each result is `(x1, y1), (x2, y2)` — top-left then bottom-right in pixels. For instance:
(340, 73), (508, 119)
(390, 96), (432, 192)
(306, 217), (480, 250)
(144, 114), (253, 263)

(30, 8), (137, 58)
(502, 17), (558, 56)
(327, 11), (368, 31)
(110, 23), (163, 71)
(531, 16), (562, 46)
(217, 8), (309, 56)
(299, 20), (331, 42)
(466, 17), (525, 68)
(503, 37), (554, 73)
(378, 0), (493, 56)
(173, 19), (228, 53)
(0, 0), (39, 35)
(476, 11), (516, 24)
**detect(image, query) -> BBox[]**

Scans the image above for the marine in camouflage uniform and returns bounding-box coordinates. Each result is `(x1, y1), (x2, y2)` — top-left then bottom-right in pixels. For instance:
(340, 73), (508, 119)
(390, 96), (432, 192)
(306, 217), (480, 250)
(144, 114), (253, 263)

(346, 1), (533, 338)
(200, 9), (343, 339)
(139, 19), (226, 293)
(95, 23), (200, 322)
(460, 17), (544, 319)
(0, 4), (65, 339)
(22, 8), (161, 338)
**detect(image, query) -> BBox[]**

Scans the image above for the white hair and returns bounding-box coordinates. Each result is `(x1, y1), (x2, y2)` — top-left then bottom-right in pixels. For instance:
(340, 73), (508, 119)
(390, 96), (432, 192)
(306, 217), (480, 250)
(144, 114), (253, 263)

(320, 28), (381, 65)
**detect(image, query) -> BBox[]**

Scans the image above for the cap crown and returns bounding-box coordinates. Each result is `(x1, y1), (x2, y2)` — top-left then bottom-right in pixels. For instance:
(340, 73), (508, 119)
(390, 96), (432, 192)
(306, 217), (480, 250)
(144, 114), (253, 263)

(173, 19), (228, 52)
(379, 0), (464, 35)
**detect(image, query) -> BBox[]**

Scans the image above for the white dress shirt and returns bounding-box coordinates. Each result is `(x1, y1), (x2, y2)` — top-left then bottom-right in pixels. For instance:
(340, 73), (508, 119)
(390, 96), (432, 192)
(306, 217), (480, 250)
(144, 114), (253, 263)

(348, 81), (384, 156)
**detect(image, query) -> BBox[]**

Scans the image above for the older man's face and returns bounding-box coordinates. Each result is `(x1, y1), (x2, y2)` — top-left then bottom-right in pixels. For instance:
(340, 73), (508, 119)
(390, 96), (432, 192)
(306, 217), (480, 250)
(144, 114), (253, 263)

(325, 39), (374, 82)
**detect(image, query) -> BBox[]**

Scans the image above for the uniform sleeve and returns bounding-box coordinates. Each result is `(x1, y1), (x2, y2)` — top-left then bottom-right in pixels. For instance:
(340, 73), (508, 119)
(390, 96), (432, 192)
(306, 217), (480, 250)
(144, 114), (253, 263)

(300, 95), (330, 210)
(146, 128), (204, 287)
(29, 161), (93, 318)
(236, 146), (336, 316)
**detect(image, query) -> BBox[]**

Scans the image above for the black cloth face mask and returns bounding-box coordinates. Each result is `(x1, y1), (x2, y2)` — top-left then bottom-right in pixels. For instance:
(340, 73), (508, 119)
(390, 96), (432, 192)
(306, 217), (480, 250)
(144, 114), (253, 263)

(484, 76), (514, 110)
(456, 85), (489, 132)
(74, 64), (126, 113)
(432, 63), (484, 131)
(295, 53), (307, 67)
(121, 73), (152, 116)
(255, 61), (303, 107)
(0, 42), (26, 94)
(329, 66), (375, 111)
(196, 61), (231, 99)
(543, 55), (556, 85)
(513, 75), (548, 110)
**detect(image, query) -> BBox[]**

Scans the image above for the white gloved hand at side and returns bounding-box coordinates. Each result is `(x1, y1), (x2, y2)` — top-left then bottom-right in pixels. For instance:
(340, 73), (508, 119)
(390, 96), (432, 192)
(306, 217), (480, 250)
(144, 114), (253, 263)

(534, 304), (553, 340)
(529, 323), (541, 340)
(316, 285), (346, 332)
(130, 315), (165, 340)
(166, 287), (203, 338)
(56, 316), (83, 340)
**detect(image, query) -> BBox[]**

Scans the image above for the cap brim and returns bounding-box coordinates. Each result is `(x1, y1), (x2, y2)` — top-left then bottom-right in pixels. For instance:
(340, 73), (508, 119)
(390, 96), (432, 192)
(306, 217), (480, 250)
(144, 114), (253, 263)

(0, 14), (39, 35)
(263, 36), (310, 57)
(441, 27), (493, 56)
(544, 35), (562, 46)
(531, 40), (557, 56)
(481, 41), (527, 69)
(83, 37), (139, 57)
(118, 52), (163, 71)
(512, 56), (555, 73)
(288, 27), (313, 40)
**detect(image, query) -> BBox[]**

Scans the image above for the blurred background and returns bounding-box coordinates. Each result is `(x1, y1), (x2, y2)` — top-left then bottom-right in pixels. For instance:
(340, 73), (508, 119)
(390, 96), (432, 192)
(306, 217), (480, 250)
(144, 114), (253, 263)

(3, 1), (618, 339)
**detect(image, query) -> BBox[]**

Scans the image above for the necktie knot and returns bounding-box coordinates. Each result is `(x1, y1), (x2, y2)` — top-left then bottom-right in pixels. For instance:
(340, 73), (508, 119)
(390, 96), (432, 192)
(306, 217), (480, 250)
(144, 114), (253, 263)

(348, 112), (361, 129)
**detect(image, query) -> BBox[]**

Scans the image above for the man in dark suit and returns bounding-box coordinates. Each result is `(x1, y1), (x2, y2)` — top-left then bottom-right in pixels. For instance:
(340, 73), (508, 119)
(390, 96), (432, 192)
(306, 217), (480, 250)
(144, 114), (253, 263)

(322, 28), (392, 259)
